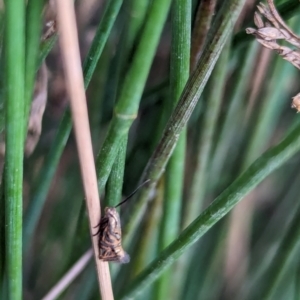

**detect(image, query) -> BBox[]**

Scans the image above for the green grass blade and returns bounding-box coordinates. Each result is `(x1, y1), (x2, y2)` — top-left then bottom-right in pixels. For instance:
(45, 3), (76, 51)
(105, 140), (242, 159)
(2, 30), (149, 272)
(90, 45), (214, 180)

(37, 34), (57, 69)
(106, 137), (127, 207)
(295, 262), (300, 300)
(210, 42), (259, 182)
(120, 116), (300, 300)
(184, 39), (230, 228)
(261, 202), (300, 300)
(82, 0), (123, 88)
(0, 176), (5, 290)
(96, 0), (172, 191)
(104, 0), (148, 208)
(155, 0), (191, 298)
(4, 0), (26, 297)
(241, 169), (300, 299)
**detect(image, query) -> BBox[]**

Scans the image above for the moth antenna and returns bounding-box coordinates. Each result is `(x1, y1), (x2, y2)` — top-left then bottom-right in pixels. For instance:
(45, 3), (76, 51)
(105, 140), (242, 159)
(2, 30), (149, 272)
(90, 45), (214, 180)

(115, 179), (151, 208)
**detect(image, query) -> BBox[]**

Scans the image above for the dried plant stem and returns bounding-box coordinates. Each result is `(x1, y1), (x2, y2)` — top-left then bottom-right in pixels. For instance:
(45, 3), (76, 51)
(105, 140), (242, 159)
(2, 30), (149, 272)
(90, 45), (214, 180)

(190, 0), (216, 70)
(41, 249), (93, 300)
(55, 0), (113, 299)
(266, 0), (299, 40)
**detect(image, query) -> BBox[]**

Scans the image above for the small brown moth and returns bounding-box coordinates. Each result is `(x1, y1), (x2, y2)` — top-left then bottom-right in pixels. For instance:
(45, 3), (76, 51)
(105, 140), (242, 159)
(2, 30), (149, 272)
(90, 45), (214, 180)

(95, 180), (150, 263)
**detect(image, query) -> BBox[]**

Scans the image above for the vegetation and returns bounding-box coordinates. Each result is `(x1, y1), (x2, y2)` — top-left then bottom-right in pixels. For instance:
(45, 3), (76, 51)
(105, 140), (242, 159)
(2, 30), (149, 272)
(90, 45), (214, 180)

(1, 0), (300, 299)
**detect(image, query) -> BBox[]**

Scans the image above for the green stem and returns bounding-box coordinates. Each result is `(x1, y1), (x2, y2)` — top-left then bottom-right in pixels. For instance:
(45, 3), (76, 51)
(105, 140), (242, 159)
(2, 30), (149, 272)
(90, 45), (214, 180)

(155, 0), (191, 298)
(105, 0), (149, 208)
(0, 174), (5, 290)
(241, 167), (300, 299)
(210, 42), (259, 183)
(295, 260), (300, 300)
(262, 201), (300, 300)
(96, 0), (172, 191)
(4, 0), (26, 298)
(184, 39), (230, 229)
(37, 34), (57, 69)
(106, 137), (127, 207)
(132, 180), (163, 278)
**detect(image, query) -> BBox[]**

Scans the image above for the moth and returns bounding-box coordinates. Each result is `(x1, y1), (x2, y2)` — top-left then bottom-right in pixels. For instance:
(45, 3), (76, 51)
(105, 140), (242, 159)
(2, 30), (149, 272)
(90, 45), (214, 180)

(95, 180), (150, 263)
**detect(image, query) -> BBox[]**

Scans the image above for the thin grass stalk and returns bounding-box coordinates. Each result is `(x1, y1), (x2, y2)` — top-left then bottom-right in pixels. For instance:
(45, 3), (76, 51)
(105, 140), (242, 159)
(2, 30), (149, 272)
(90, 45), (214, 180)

(178, 41), (230, 300)
(295, 261), (300, 300)
(190, 0), (216, 71)
(243, 60), (294, 167)
(240, 169), (300, 299)
(0, 21), (5, 286)
(131, 178), (163, 278)
(24, 0), (44, 139)
(41, 250), (93, 300)
(37, 34), (57, 69)
(106, 137), (127, 207)
(221, 50), (275, 298)
(73, 263), (97, 300)
(4, 0), (26, 298)
(23, 0), (123, 254)
(0, 11), (4, 50)
(155, 0), (191, 298)
(123, 0), (246, 249)
(82, 0), (123, 89)
(126, 0), (149, 48)
(0, 174), (5, 289)
(55, 0), (113, 298)
(119, 115), (300, 300)
(261, 202), (300, 300)
(182, 223), (226, 299)
(183, 39), (230, 229)
(229, 18), (299, 297)
(196, 225), (227, 299)
(105, 0), (148, 208)
(95, 0), (172, 191)
(224, 58), (297, 295)
(209, 42), (259, 182)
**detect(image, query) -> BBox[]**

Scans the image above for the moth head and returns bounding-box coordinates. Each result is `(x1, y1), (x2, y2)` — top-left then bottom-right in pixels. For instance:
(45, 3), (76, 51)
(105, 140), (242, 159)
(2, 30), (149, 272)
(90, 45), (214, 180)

(104, 207), (117, 216)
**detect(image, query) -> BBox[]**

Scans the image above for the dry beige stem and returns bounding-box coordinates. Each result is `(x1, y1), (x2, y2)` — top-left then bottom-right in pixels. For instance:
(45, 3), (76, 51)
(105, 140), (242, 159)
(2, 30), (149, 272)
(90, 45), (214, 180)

(0, 62), (48, 159)
(41, 249), (93, 300)
(246, 0), (300, 112)
(25, 63), (48, 156)
(55, 0), (114, 299)
(42, 20), (57, 41)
